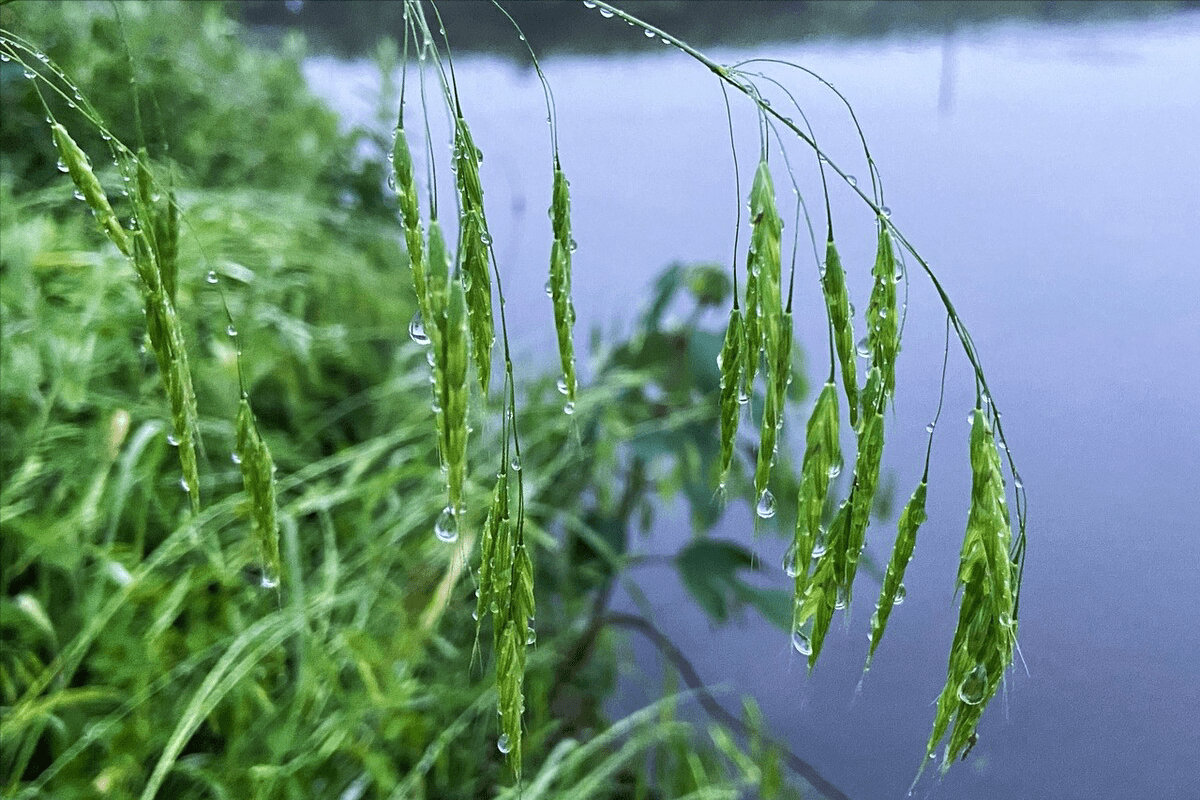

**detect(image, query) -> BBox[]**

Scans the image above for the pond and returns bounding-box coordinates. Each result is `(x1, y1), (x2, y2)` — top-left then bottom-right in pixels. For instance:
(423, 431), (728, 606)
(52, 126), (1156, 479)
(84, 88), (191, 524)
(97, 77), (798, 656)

(303, 9), (1200, 799)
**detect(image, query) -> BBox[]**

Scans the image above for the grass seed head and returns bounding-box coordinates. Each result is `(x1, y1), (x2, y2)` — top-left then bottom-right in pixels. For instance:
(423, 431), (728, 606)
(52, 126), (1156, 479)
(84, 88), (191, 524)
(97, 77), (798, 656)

(866, 221), (899, 406)
(867, 479), (928, 666)
(717, 304), (745, 486)
(51, 123), (131, 257)
(392, 128), (429, 321)
(792, 381), (840, 604)
(549, 168), (578, 404)
(454, 119), (495, 395)
(236, 397), (281, 587)
(822, 238), (859, 426)
(923, 408), (1017, 771)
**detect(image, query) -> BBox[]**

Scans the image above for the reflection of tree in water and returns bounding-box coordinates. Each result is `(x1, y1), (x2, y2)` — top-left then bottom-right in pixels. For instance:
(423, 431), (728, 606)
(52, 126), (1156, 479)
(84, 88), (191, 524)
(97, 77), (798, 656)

(238, 0), (1194, 58)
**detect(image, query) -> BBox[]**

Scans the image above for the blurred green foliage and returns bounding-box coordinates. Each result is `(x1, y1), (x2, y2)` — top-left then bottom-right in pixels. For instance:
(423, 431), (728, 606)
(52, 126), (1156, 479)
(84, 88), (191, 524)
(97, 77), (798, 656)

(0, 2), (815, 798)
(0, 0), (386, 210)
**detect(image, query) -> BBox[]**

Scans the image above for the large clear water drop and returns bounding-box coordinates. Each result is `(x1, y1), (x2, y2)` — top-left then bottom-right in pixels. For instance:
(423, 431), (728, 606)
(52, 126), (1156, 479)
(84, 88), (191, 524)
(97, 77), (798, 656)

(408, 312), (430, 345)
(434, 507), (459, 543)
(755, 489), (777, 519)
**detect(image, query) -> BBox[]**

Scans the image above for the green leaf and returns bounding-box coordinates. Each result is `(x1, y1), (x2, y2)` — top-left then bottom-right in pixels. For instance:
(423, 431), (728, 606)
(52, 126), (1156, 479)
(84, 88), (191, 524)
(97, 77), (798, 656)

(676, 539), (757, 624)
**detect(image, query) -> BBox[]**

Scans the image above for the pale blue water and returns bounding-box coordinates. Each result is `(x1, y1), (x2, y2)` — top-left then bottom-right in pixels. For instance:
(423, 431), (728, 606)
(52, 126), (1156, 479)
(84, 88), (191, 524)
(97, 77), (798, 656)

(306, 11), (1200, 799)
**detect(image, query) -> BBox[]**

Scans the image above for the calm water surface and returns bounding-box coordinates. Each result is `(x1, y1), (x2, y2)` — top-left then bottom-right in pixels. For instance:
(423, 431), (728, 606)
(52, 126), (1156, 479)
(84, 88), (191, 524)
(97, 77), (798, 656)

(307, 11), (1200, 799)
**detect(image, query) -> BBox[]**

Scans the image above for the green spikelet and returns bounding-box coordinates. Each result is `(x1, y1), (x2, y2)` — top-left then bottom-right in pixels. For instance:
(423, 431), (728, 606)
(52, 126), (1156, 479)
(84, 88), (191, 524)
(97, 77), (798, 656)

(794, 502), (847, 669)
(741, 278), (761, 398)
(790, 382), (840, 604)
(922, 406), (1017, 774)
(749, 161), (787, 503)
(822, 237), (859, 426)
(426, 221), (469, 515)
(51, 123), (130, 257)
(392, 127), (428, 323)
(866, 219), (899, 407)
(235, 397), (281, 588)
(454, 118), (494, 394)
(840, 367), (886, 598)
(549, 166), (578, 406)
(473, 468), (508, 647)
(128, 221), (200, 512)
(135, 150), (179, 306)
(157, 190), (180, 306)
(798, 372), (884, 658)
(866, 479), (927, 669)
(716, 304), (744, 488)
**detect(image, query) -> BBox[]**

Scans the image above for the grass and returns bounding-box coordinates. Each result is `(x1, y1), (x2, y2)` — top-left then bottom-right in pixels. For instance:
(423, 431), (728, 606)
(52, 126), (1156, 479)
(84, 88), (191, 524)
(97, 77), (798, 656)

(1, 1), (1030, 796)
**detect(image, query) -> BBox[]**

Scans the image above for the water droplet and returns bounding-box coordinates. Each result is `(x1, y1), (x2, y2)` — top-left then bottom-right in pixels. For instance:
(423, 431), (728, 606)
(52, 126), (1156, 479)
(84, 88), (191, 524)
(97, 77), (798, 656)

(179, 476), (191, 493)
(826, 460), (842, 479)
(0, 53), (10, 63)
(510, 457), (522, 472)
(599, 7), (614, 17)
(166, 433), (180, 447)
(957, 663), (988, 705)
(72, 188), (85, 201)
(925, 422), (936, 433)
(230, 452), (242, 465)
(582, 0), (596, 7)
(856, 336), (870, 358)
(967, 410), (977, 425)
(834, 586), (849, 610)
(497, 733), (512, 753)
(755, 489), (776, 519)
(56, 158), (69, 173)
(880, 205), (891, 219)
(23, 68), (35, 80)
(480, 230), (492, 245)
(737, 386), (751, 405)
(644, 28), (656, 37)
(408, 313), (430, 345)
(544, 280), (554, 297)
(260, 573), (279, 589)
(568, 238), (578, 253)
(226, 324), (238, 338)
(556, 376), (569, 395)
(526, 627), (537, 645)
(846, 175), (858, 188)
(434, 507), (459, 543)
(791, 629), (813, 655)
(894, 583), (907, 605)
(1013, 477), (1024, 490)
(811, 531), (828, 558)
(205, 270), (219, 284)
(782, 545), (799, 578)
(563, 401), (576, 416)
